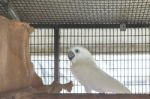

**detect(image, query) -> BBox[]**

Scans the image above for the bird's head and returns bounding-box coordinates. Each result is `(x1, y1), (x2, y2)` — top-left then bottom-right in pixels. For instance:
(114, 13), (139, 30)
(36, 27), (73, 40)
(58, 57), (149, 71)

(68, 46), (93, 63)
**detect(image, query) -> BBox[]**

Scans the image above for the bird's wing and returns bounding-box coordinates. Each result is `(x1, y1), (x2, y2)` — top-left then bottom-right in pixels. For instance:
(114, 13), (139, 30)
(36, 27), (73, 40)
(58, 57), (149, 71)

(86, 65), (131, 93)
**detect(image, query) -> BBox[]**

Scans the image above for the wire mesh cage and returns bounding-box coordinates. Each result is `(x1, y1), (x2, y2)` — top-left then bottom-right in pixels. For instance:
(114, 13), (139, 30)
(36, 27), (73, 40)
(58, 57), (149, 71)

(30, 28), (55, 84)
(2, 0), (150, 24)
(0, 0), (150, 95)
(29, 27), (150, 93)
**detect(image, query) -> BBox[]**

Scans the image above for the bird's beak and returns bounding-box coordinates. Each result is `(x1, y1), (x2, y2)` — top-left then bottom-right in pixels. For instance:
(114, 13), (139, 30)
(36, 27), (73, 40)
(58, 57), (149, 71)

(68, 51), (75, 60)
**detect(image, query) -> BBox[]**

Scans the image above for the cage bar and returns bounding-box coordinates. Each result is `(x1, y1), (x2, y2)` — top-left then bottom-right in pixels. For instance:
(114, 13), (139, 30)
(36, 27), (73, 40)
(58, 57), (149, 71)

(54, 27), (60, 82)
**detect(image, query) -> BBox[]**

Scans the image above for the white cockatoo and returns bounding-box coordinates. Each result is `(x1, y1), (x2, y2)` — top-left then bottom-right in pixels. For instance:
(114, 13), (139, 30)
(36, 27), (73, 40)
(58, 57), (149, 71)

(68, 46), (131, 93)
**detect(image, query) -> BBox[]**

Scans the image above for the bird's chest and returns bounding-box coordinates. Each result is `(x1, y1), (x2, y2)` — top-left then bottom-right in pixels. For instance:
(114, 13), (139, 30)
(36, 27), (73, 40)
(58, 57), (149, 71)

(71, 64), (92, 84)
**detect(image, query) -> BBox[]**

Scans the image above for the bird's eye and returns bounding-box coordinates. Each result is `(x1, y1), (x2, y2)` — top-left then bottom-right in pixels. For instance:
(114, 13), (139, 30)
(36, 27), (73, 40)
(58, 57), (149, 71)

(75, 49), (79, 53)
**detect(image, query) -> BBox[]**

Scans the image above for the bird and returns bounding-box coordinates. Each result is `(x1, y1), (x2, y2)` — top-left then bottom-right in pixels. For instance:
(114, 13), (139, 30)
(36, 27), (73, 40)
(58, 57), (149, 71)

(68, 46), (131, 93)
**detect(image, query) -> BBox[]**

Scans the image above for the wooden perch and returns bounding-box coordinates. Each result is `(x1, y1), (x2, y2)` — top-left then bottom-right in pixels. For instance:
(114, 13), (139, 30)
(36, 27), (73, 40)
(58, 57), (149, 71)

(0, 93), (150, 99)
(34, 81), (73, 93)
(33, 94), (150, 99)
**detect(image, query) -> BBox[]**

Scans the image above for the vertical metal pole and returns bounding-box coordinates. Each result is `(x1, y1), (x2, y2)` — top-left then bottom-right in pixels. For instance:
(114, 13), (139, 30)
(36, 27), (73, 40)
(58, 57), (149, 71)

(54, 27), (60, 82)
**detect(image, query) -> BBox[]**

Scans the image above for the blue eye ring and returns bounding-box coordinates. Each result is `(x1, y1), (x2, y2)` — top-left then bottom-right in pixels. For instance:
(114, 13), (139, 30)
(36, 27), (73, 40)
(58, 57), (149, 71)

(75, 49), (79, 53)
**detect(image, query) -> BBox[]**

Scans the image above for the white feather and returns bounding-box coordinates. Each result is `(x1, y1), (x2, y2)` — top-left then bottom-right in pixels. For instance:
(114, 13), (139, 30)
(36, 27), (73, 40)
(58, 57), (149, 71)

(68, 46), (131, 93)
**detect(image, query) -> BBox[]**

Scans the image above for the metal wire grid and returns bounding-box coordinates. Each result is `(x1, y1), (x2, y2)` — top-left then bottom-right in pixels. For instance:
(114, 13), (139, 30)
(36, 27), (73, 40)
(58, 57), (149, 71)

(4, 0), (150, 25)
(0, 0), (10, 19)
(29, 28), (54, 84)
(30, 27), (150, 93)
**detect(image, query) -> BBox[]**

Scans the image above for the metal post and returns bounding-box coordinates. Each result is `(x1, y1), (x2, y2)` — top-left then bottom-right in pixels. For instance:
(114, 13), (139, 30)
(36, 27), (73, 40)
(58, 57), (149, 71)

(54, 27), (60, 82)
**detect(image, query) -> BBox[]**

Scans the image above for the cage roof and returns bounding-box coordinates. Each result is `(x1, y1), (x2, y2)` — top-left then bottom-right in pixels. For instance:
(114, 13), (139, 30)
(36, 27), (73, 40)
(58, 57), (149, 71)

(0, 0), (150, 26)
